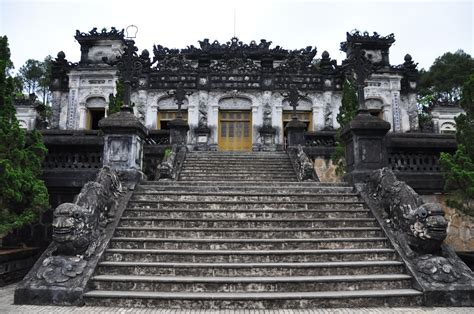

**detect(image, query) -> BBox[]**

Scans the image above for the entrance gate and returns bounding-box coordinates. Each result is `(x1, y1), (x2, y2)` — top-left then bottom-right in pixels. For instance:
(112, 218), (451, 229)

(218, 111), (252, 151)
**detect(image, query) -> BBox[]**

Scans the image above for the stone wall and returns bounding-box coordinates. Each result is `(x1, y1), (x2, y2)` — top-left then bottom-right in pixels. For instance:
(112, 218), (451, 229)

(421, 194), (474, 252)
(313, 157), (341, 183)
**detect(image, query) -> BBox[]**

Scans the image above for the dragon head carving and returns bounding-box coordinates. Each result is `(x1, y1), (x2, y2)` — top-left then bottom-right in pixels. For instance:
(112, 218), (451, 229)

(52, 202), (99, 256)
(368, 168), (448, 254)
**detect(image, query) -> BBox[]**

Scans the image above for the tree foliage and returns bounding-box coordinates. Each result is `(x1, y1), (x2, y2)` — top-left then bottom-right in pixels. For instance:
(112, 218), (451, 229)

(18, 56), (52, 104)
(332, 80), (358, 175)
(0, 36), (49, 235)
(418, 50), (474, 107)
(439, 74), (474, 216)
(108, 79), (124, 114)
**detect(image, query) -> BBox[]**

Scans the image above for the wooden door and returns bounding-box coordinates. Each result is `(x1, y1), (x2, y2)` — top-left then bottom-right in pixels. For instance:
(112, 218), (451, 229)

(218, 111), (252, 151)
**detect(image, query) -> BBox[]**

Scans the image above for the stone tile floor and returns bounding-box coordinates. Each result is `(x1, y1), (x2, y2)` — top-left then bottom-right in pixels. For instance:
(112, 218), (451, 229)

(1, 283), (473, 314)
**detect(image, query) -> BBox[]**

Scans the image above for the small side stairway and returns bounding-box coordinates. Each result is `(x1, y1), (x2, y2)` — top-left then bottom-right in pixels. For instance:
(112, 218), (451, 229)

(84, 151), (422, 308)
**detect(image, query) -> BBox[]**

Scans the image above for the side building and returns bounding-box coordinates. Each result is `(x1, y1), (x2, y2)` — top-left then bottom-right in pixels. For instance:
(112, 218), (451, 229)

(50, 28), (421, 151)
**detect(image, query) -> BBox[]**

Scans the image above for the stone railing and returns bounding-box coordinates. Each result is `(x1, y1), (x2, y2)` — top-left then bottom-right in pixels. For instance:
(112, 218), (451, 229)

(144, 129), (170, 145)
(15, 167), (133, 306)
(287, 145), (318, 181)
(157, 144), (187, 180)
(357, 168), (474, 306)
(143, 130), (171, 180)
(301, 131), (456, 193)
(43, 151), (102, 169)
(304, 130), (337, 159)
(40, 130), (104, 191)
(386, 133), (456, 193)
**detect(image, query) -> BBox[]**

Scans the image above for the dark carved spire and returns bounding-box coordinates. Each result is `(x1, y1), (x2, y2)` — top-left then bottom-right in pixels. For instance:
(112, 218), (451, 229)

(50, 51), (75, 92)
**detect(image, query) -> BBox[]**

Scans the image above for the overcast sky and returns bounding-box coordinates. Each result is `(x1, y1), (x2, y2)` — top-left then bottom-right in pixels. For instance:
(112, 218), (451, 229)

(1, 0), (472, 72)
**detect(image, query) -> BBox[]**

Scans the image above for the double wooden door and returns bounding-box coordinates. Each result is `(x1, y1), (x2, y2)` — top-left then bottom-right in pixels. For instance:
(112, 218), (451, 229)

(218, 111), (252, 151)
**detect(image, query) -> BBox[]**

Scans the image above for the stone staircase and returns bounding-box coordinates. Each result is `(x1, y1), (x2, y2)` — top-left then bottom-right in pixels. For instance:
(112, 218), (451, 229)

(83, 151), (422, 308)
(179, 151), (298, 182)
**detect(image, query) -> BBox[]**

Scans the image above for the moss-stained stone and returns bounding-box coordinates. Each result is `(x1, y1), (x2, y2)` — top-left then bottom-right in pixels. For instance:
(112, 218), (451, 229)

(422, 194), (474, 252)
(313, 157), (341, 183)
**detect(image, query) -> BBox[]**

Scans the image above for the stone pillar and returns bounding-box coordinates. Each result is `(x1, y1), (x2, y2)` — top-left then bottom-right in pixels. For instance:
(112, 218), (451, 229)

(285, 118), (307, 147)
(99, 108), (148, 183)
(78, 105), (87, 129)
(168, 118), (189, 146)
(340, 110), (391, 185)
(145, 105), (158, 129)
(274, 101), (283, 146)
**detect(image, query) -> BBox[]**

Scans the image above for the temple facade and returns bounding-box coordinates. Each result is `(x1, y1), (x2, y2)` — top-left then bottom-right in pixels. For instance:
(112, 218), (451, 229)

(50, 28), (420, 151)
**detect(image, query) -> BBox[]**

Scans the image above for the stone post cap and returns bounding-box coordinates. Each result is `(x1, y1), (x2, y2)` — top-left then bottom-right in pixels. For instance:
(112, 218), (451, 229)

(340, 110), (391, 140)
(99, 110), (148, 138)
(285, 119), (307, 131)
(168, 118), (190, 130)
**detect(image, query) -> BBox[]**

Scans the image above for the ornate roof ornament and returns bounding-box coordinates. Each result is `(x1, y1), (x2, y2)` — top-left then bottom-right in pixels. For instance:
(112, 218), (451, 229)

(400, 54), (419, 92)
(318, 51), (338, 75)
(275, 46), (317, 72)
(75, 27), (125, 42)
(210, 57), (260, 73)
(181, 37), (289, 60)
(340, 30), (395, 52)
(50, 51), (75, 92)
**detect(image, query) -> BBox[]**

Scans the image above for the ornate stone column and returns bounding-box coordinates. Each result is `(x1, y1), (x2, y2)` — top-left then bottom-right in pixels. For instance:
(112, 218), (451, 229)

(168, 118), (189, 146)
(99, 107), (148, 184)
(340, 110), (390, 185)
(284, 86), (307, 147)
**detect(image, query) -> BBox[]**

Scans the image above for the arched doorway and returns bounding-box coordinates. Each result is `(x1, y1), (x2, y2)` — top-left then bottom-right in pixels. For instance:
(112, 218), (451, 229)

(85, 97), (106, 130)
(218, 96), (252, 151)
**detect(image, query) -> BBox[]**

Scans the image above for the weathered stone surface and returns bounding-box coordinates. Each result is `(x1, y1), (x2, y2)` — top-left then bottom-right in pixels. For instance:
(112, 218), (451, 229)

(366, 168), (447, 254)
(84, 156), (422, 308)
(358, 168), (474, 306)
(422, 194), (474, 252)
(287, 146), (319, 182)
(341, 110), (391, 185)
(14, 167), (132, 306)
(157, 144), (186, 180)
(313, 157), (341, 183)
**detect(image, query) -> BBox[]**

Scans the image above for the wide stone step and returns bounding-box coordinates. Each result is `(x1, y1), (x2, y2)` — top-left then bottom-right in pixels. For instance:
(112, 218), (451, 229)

(96, 260), (406, 277)
(121, 208), (372, 219)
(114, 227), (385, 238)
(181, 164), (295, 169)
(109, 237), (389, 250)
(140, 180), (351, 187)
(178, 175), (298, 181)
(117, 217), (378, 228)
(83, 289), (423, 308)
(104, 248), (398, 263)
(135, 185), (354, 194)
(129, 200), (365, 210)
(130, 193), (360, 202)
(184, 156), (291, 160)
(137, 180), (354, 191)
(90, 274), (413, 293)
(179, 170), (297, 176)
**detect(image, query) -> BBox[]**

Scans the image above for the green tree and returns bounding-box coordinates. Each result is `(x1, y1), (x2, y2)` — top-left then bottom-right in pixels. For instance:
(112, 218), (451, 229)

(418, 50), (474, 106)
(439, 74), (474, 215)
(332, 80), (358, 175)
(37, 55), (52, 105)
(0, 36), (49, 235)
(108, 79), (124, 114)
(18, 59), (43, 94)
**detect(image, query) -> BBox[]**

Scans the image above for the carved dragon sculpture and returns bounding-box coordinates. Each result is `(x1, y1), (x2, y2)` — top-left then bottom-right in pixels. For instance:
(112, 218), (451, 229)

(367, 167), (447, 254)
(37, 167), (122, 284)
